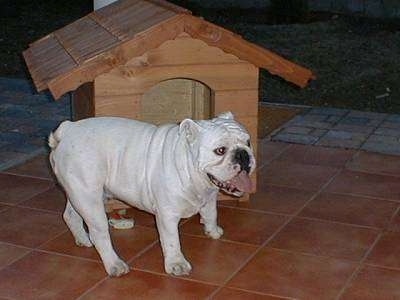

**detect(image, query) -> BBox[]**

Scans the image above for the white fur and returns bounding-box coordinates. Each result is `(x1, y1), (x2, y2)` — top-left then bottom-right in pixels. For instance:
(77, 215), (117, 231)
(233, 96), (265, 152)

(49, 113), (255, 277)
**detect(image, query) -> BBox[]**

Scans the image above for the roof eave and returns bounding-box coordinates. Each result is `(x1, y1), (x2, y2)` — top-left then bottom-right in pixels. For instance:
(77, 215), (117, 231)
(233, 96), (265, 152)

(182, 15), (315, 88)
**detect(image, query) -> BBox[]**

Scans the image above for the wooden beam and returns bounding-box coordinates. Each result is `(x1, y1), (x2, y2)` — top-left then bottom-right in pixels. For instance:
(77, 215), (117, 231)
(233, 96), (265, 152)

(94, 63), (259, 96)
(72, 82), (95, 120)
(88, 12), (126, 41)
(183, 15), (315, 88)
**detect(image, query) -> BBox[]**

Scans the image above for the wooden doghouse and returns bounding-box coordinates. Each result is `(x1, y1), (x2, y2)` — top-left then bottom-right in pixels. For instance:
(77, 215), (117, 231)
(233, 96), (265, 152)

(23, 0), (313, 206)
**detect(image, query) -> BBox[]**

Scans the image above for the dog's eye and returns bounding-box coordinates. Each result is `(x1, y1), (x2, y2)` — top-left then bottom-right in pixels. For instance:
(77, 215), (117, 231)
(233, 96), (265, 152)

(214, 147), (226, 156)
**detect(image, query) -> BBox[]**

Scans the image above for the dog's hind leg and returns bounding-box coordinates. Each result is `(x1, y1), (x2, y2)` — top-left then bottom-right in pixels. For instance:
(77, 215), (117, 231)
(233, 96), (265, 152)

(67, 189), (130, 277)
(63, 200), (93, 247)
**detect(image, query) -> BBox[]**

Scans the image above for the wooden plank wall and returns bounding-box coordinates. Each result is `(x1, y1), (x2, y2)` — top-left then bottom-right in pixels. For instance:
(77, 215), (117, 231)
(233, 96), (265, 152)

(72, 82), (95, 120)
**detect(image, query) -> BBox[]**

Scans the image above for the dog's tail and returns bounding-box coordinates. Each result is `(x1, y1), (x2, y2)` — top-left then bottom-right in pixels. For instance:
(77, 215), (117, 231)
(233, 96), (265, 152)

(48, 120), (72, 150)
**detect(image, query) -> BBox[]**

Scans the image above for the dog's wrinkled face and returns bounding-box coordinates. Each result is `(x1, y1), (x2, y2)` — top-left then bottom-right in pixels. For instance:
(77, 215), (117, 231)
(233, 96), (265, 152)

(180, 112), (256, 197)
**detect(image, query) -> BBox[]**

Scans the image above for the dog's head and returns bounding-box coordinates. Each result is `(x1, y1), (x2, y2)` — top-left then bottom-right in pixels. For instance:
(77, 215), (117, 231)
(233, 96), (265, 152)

(179, 112), (256, 197)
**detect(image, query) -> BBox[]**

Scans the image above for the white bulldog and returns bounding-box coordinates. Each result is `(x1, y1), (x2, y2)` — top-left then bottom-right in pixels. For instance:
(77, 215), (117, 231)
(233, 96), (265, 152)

(49, 112), (255, 277)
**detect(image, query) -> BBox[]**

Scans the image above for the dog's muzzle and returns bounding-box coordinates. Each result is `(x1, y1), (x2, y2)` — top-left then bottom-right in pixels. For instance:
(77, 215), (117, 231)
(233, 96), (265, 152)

(206, 148), (254, 196)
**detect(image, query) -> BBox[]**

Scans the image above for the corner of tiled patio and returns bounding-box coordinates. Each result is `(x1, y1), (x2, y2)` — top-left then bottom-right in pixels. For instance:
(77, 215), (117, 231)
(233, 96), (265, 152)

(1, 78), (400, 299)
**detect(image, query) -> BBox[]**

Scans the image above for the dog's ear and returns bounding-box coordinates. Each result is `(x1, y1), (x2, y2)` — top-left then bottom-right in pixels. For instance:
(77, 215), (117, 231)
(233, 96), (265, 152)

(217, 111), (234, 120)
(179, 119), (201, 143)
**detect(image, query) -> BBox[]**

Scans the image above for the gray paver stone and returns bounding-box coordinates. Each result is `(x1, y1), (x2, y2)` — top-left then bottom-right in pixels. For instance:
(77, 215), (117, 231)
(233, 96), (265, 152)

(272, 132), (318, 145)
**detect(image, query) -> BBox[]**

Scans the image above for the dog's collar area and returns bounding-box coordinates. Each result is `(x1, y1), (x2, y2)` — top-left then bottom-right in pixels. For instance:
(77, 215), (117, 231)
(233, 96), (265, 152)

(207, 173), (242, 195)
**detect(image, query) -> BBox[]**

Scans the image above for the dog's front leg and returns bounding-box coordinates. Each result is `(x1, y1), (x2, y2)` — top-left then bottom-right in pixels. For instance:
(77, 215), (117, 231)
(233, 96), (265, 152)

(156, 212), (192, 276)
(199, 195), (224, 239)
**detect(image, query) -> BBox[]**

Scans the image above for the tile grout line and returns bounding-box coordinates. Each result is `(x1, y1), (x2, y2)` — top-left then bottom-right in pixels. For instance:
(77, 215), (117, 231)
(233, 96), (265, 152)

(10, 222), (160, 299)
(0, 183), (55, 208)
(363, 262), (400, 272)
(14, 204), (63, 215)
(357, 112), (389, 151)
(217, 202), (294, 217)
(287, 168), (343, 219)
(256, 141), (293, 169)
(334, 197), (400, 299)
(0, 149), (47, 173)
(0, 243), (35, 273)
(249, 181), (330, 195)
(217, 286), (298, 300)
(386, 204), (400, 230)
(265, 245), (369, 265)
(344, 147), (361, 170)
(207, 217), (293, 299)
(35, 224), (161, 267)
(208, 167), (344, 299)
(219, 203), (385, 231)
(293, 215), (383, 231)
(334, 232), (383, 300)
(219, 200), (301, 216)
(254, 180), (400, 203)
(344, 167), (400, 179)
(312, 109), (351, 146)
(1, 170), (54, 181)
(327, 190), (400, 203)
(180, 231), (261, 248)
(75, 239), (160, 300)
(33, 248), (101, 264)
(131, 266), (222, 287)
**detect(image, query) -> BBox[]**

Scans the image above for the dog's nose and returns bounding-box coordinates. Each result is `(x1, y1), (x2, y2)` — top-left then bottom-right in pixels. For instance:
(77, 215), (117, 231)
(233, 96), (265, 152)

(234, 149), (251, 173)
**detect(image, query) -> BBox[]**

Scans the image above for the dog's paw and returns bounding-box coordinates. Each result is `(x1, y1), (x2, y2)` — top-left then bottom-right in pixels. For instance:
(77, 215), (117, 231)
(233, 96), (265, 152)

(205, 225), (224, 239)
(165, 258), (192, 276)
(106, 259), (130, 277)
(75, 235), (93, 247)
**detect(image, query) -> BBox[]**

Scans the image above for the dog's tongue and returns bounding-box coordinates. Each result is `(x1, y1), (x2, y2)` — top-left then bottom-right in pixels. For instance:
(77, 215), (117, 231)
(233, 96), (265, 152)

(231, 171), (253, 193)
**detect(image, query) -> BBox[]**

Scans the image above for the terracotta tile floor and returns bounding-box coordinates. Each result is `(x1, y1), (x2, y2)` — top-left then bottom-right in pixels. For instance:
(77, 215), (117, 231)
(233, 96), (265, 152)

(1, 141), (400, 299)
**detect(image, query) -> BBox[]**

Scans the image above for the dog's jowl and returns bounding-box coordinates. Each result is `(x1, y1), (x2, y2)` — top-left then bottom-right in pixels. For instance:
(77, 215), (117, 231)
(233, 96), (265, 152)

(49, 112), (256, 277)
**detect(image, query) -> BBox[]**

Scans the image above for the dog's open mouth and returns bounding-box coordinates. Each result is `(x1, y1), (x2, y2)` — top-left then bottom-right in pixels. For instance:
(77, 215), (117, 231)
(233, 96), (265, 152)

(207, 170), (253, 196)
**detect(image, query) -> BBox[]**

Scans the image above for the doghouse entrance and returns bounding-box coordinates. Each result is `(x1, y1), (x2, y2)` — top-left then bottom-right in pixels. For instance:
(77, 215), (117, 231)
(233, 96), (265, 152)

(140, 79), (212, 125)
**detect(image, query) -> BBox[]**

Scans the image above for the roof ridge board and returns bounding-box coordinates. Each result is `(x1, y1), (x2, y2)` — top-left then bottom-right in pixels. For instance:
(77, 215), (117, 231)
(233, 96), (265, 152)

(144, 0), (191, 14)
(124, 8), (176, 39)
(89, 12), (126, 41)
(94, 1), (166, 41)
(52, 32), (81, 65)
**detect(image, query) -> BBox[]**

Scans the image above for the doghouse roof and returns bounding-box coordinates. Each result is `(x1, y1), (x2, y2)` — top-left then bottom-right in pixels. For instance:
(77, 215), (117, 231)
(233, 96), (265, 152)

(23, 0), (314, 99)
